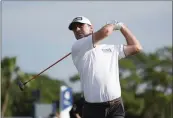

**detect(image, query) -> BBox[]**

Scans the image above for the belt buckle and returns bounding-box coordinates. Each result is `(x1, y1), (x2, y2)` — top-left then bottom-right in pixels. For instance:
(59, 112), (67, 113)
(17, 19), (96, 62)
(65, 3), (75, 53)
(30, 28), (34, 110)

(110, 99), (119, 105)
(109, 100), (114, 106)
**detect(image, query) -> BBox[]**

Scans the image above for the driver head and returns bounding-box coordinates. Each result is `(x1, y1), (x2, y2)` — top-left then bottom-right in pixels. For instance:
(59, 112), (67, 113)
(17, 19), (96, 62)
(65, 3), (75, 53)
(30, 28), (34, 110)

(17, 79), (25, 91)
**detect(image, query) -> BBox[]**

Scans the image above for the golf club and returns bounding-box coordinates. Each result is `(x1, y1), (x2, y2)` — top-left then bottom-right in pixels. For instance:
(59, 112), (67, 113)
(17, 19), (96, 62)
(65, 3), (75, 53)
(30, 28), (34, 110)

(17, 52), (71, 91)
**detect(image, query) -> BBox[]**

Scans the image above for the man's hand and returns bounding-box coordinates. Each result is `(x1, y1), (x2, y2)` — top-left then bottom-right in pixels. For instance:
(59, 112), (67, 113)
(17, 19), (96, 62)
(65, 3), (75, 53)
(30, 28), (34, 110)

(75, 113), (81, 118)
(106, 20), (124, 30)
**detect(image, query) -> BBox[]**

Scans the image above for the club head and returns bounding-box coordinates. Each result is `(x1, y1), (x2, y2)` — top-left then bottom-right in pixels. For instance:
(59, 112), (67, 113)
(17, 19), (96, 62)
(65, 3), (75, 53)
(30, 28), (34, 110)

(17, 79), (25, 91)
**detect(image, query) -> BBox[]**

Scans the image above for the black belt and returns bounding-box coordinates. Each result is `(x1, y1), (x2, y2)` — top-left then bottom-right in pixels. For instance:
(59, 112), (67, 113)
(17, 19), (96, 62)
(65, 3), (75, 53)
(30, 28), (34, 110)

(84, 97), (122, 106)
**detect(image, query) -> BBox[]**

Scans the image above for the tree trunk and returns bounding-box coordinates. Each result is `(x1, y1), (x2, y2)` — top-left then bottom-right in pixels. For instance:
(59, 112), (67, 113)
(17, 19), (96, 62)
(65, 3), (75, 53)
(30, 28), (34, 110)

(1, 81), (10, 117)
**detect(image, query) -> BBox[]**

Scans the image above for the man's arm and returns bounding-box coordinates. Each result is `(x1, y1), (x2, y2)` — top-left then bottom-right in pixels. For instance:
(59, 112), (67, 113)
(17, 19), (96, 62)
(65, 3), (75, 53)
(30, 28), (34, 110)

(92, 21), (142, 56)
(92, 24), (115, 44)
(120, 24), (143, 56)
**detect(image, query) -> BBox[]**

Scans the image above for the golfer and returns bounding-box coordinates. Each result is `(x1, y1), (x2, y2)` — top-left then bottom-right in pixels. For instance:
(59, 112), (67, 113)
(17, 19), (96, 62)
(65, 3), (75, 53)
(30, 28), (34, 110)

(69, 16), (142, 118)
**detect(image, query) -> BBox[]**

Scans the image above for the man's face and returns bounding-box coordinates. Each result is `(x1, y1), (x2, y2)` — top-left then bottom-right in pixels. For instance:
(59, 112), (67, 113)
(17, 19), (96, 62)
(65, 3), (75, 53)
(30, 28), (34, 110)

(71, 22), (93, 40)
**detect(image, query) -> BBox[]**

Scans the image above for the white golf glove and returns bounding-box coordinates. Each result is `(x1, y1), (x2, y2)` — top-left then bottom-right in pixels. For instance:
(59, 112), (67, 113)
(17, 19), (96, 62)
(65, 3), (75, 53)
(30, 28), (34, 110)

(106, 20), (124, 30)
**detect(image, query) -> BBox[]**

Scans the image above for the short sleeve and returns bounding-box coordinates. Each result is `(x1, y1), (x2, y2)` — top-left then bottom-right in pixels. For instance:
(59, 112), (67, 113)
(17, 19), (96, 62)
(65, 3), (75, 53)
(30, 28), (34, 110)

(115, 44), (126, 60)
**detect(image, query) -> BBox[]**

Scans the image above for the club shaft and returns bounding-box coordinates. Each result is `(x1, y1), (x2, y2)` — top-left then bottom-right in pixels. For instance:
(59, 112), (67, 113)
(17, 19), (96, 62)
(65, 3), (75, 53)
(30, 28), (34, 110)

(24, 52), (71, 84)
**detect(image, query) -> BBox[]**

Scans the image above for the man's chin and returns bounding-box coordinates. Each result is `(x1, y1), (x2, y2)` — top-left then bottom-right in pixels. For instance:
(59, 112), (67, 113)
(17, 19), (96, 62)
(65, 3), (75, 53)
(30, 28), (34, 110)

(76, 35), (84, 40)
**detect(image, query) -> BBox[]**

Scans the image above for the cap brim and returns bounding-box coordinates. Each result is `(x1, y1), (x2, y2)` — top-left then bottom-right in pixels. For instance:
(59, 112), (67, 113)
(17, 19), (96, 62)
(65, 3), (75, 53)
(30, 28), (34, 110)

(68, 22), (83, 30)
(68, 22), (75, 30)
(68, 21), (91, 30)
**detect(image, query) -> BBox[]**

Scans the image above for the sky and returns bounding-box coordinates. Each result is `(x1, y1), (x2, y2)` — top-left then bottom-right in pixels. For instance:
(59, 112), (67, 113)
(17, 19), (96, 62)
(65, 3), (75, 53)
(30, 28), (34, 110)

(2, 1), (172, 91)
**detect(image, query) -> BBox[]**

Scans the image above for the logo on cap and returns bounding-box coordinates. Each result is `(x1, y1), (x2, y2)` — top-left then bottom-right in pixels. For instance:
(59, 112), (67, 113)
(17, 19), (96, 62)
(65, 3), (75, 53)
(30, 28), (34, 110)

(73, 17), (83, 22)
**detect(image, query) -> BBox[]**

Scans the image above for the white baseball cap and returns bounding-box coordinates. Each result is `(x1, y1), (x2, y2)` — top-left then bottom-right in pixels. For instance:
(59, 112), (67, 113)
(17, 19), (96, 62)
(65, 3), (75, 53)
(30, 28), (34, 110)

(68, 16), (92, 30)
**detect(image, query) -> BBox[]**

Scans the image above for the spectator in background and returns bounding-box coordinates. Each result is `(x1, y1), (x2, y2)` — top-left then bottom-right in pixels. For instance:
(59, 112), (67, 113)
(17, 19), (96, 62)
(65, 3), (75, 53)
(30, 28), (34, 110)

(70, 97), (84, 118)
(48, 112), (59, 118)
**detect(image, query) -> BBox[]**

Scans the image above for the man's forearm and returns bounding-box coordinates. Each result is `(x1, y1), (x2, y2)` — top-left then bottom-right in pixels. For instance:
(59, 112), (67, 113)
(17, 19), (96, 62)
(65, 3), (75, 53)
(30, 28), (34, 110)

(120, 24), (141, 47)
(93, 24), (115, 44)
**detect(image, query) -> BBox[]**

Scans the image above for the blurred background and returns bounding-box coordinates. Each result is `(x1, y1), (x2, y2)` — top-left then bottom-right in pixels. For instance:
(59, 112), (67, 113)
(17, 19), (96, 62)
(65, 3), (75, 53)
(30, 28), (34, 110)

(1, 1), (172, 118)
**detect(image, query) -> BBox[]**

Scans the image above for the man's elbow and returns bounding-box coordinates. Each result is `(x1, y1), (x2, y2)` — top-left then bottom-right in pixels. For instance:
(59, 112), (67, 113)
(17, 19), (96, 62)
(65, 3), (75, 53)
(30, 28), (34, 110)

(128, 45), (142, 56)
(135, 45), (143, 53)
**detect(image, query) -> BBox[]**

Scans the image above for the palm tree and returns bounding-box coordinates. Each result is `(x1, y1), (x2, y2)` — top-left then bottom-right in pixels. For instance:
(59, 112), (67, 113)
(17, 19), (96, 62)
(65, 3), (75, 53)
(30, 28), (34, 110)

(1, 57), (19, 117)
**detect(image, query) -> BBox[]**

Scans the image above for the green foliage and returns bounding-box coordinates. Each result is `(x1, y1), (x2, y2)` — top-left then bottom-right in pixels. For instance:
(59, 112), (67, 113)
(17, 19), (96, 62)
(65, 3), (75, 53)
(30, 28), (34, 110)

(1, 57), (64, 117)
(1, 57), (19, 117)
(69, 74), (80, 83)
(26, 74), (62, 103)
(120, 46), (173, 118)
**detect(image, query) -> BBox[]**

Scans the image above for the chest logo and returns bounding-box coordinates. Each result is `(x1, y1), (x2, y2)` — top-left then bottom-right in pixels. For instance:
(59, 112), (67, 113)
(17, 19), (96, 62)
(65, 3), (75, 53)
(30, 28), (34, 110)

(102, 48), (112, 53)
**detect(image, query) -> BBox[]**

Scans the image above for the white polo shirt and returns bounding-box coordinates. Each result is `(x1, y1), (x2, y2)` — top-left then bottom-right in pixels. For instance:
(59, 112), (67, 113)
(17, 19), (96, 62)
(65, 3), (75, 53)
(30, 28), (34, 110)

(71, 35), (126, 103)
